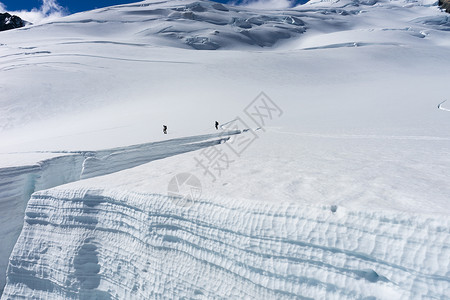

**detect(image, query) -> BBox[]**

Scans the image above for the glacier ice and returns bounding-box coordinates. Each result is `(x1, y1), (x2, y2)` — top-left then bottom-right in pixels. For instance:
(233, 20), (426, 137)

(2, 188), (449, 299)
(0, 131), (238, 293)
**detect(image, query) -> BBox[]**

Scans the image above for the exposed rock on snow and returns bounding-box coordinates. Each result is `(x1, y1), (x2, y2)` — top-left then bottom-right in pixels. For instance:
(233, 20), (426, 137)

(440, 0), (450, 13)
(0, 13), (27, 32)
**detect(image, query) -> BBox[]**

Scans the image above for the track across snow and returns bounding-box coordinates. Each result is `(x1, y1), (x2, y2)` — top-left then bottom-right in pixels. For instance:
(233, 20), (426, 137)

(438, 100), (450, 112)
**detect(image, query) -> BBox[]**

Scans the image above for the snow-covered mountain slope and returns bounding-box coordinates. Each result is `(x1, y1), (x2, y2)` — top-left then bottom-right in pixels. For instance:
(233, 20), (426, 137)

(13, 0), (307, 50)
(1, 0), (450, 298)
(0, 0), (449, 145)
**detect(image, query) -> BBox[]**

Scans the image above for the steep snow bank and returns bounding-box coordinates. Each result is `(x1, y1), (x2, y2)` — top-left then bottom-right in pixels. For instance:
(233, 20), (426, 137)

(2, 188), (449, 299)
(0, 131), (238, 292)
(2, 129), (450, 298)
(0, 154), (84, 292)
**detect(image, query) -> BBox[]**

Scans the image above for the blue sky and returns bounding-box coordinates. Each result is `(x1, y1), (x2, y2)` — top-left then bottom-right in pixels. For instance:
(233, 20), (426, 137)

(0, 0), (304, 14)
(2, 0), (138, 13)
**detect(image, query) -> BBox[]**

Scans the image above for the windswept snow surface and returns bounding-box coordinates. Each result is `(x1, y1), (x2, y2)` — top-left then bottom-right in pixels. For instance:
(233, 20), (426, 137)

(1, 0), (450, 298)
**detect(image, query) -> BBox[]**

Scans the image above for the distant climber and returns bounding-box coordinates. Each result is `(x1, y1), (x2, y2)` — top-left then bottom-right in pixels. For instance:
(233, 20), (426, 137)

(163, 125), (167, 134)
(215, 121), (219, 130)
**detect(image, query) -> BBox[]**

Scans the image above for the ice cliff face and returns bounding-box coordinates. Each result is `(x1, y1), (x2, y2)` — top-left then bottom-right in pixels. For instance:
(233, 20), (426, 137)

(2, 188), (449, 299)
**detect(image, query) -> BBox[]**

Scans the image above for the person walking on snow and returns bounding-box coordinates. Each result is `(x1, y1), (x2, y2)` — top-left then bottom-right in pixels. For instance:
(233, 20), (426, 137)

(215, 121), (219, 130)
(163, 125), (167, 134)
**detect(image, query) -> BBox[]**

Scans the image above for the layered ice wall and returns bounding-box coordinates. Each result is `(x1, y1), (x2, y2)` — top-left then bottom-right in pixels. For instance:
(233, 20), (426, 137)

(0, 155), (85, 293)
(0, 132), (237, 294)
(2, 188), (449, 299)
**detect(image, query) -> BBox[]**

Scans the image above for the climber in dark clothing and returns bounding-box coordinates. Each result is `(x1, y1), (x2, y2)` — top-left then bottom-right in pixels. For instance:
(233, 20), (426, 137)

(163, 125), (167, 134)
(215, 121), (219, 130)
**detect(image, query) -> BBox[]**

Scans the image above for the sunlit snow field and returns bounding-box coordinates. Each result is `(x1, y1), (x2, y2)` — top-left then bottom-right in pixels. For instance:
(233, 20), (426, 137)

(0, 0), (449, 298)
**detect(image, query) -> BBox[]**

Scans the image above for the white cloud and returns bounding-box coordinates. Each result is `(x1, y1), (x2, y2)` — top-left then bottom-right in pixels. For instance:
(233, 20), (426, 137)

(41, 0), (64, 16)
(239, 0), (294, 9)
(0, 0), (67, 25)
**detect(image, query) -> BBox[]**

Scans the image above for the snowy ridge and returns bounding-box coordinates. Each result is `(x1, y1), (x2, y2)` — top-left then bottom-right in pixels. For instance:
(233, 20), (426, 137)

(1, 0), (449, 132)
(80, 132), (237, 179)
(0, 131), (239, 292)
(2, 188), (449, 299)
